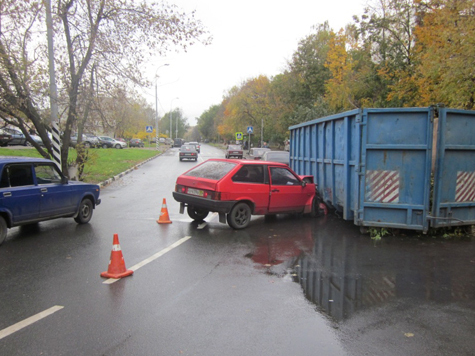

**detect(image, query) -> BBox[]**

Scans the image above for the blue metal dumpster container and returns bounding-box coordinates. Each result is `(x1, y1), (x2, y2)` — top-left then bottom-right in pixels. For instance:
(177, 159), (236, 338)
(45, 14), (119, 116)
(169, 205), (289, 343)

(431, 107), (475, 228)
(290, 107), (475, 232)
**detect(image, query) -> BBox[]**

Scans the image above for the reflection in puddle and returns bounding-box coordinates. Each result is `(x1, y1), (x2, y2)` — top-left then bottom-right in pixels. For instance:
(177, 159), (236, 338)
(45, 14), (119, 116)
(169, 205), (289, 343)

(248, 216), (475, 322)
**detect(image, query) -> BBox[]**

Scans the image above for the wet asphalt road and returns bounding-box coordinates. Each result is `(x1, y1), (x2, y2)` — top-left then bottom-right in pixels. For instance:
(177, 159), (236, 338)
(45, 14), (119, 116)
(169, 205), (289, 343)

(0, 144), (474, 355)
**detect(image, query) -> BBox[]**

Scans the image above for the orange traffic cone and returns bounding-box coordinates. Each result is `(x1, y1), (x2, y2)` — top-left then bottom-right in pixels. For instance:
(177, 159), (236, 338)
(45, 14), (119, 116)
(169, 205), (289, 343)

(100, 233), (134, 279)
(157, 198), (172, 224)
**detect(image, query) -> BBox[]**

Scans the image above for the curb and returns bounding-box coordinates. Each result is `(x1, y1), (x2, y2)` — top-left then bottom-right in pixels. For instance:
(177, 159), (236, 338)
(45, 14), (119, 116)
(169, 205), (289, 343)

(98, 152), (162, 188)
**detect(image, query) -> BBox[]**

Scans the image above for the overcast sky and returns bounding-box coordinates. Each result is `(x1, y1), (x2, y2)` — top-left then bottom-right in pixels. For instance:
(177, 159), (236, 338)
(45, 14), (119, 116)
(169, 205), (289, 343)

(142, 0), (366, 127)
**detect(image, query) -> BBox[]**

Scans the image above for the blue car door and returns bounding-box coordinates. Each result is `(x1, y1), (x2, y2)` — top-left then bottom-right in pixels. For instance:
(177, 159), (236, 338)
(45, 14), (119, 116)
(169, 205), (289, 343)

(0, 164), (41, 223)
(34, 163), (75, 217)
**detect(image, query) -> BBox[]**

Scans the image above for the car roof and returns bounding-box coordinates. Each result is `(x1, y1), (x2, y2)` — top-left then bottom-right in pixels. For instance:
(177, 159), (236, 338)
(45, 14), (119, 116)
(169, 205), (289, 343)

(206, 158), (288, 167)
(0, 157), (54, 166)
(264, 151), (289, 156)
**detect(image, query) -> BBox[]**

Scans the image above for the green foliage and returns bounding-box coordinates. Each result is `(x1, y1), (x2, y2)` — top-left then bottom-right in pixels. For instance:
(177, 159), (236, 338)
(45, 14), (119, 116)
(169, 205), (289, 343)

(369, 227), (390, 241)
(0, 148), (158, 183)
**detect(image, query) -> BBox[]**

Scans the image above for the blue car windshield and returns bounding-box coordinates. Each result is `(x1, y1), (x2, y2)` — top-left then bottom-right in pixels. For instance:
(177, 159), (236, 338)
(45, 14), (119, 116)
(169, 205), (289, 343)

(185, 161), (236, 180)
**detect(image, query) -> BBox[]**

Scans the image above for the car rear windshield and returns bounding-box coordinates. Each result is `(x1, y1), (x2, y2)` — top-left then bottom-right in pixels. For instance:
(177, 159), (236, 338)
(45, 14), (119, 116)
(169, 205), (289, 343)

(185, 161), (236, 180)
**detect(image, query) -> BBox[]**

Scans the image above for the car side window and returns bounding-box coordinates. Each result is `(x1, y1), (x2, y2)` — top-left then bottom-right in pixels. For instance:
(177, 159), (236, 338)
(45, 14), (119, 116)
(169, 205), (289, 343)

(270, 167), (300, 186)
(35, 164), (62, 184)
(232, 165), (264, 183)
(0, 168), (9, 188)
(5, 164), (34, 187)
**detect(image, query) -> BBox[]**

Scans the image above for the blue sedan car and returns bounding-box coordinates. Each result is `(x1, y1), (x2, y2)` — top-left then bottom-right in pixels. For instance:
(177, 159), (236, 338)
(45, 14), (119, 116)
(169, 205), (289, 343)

(0, 157), (101, 245)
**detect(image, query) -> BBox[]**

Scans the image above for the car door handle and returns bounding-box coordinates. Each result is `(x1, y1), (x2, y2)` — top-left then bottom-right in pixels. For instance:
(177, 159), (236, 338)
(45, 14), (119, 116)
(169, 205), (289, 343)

(3, 192), (11, 197)
(41, 188), (48, 193)
(271, 189), (279, 193)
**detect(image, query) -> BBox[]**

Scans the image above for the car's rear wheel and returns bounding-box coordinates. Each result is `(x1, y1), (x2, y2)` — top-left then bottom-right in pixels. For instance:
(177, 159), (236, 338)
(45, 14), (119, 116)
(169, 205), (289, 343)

(102, 144), (108, 149)
(115, 144), (121, 149)
(74, 198), (93, 224)
(187, 206), (209, 221)
(0, 216), (7, 245)
(227, 202), (251, 229)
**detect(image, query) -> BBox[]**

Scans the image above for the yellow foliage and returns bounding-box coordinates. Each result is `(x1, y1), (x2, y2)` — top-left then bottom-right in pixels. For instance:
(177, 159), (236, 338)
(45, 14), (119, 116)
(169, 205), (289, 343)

(324, 30), (357, 112)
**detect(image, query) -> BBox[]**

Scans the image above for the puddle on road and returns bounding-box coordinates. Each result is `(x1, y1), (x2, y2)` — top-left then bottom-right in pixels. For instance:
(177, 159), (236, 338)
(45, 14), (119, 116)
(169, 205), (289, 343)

(245, 215), (475, 322)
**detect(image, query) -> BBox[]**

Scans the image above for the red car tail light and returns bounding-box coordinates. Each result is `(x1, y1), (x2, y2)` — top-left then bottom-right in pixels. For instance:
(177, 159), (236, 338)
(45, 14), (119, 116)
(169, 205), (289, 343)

(175, 184), (186, 193)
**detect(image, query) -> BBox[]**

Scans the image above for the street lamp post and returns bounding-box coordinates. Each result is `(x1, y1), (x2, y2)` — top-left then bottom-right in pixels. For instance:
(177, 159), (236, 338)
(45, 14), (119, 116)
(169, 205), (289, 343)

(155, 64), (169, 150)
(169, 97), (179, 141)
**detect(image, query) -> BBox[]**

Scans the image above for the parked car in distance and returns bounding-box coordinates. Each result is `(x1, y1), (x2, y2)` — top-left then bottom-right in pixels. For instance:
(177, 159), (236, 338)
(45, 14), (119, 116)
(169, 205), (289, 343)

(98, 136), (127, 149)
(70, 134), (92, 148)
(2, 128), (27, 146)
(174, 138), (184, 147)
(249, 147), (271, 160)
(165, 138), (173, 145)
(0, 157), (101, 245)
(0, 129), (12, 147)
(84, 133), (100, 147)
(225, 144), (243, 159)
(188, 141), (200, 153)
(261, 151), (290, 165)
(179, 144), (198, 161)
(28, 134), (45, 147)
(129, 138), (144, 148)
(173, 159), (317, 229)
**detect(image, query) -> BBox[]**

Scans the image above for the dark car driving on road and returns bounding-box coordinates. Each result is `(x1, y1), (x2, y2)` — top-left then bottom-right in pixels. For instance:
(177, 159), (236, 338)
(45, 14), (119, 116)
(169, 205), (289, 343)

(225, 144), (243, 159)
(0, 157), (101, 245)
(173, 159), (317, 229)
(179, 144), (198, 161)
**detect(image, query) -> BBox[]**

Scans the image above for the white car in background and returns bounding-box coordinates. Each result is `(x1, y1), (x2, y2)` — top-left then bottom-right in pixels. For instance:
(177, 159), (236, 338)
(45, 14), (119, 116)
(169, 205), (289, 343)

(98, 136), (127, 149)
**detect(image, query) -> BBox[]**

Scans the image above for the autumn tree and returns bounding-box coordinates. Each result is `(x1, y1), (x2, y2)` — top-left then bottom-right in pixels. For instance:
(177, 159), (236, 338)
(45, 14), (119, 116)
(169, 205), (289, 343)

(223, 76), (273, 146)
(324, 30), (357, 112)
(412, 0), (475, 109)
(0, 0), (209, 174)
(197, 104), (220, 141)
(355, 0), (420, 106)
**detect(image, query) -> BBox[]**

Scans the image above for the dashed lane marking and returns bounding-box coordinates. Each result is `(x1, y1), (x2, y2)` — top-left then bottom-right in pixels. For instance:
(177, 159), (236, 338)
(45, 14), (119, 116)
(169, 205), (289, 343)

(103, 235), (192, 285)
(0, 305), (64, 340)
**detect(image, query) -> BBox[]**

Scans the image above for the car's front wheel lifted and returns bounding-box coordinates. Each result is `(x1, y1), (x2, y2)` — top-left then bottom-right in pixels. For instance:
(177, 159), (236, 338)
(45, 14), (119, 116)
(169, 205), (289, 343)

(187, 206), (209, 221)
(74, 198), (93, 224)
(309, 195), (328, 217)
(227, 202), (251, 229)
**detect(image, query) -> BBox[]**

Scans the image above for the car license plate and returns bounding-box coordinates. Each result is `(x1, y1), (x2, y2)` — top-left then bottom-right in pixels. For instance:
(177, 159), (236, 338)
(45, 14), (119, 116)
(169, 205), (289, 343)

(188, 188), (204, 196)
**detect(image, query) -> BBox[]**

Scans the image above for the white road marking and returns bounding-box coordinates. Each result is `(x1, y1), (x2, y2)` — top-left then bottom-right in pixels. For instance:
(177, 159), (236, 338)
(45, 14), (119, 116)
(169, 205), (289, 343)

(102, 235), (192, 285)
(0, 305), (64, 340)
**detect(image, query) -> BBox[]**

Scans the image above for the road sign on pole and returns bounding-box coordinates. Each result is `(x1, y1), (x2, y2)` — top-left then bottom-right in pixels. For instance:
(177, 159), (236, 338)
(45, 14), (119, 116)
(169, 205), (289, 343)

(247, 126), (253, 134)
(236, 132), (243, 141)
(146, 126), (153, 133)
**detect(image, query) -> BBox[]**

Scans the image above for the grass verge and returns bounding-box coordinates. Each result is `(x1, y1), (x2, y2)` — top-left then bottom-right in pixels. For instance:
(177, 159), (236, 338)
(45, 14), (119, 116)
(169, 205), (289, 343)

(0, 147), (160, 184)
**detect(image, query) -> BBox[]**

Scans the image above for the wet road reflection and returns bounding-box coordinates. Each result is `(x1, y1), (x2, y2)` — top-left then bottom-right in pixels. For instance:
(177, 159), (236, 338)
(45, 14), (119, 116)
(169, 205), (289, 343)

(247, 214), (475, 323)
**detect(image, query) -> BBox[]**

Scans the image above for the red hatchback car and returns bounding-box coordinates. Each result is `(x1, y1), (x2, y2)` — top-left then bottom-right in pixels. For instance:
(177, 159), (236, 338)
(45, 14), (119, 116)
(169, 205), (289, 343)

(173, 159), (318, 229)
